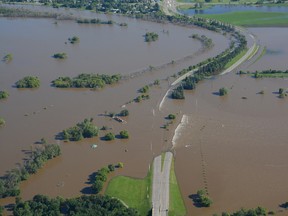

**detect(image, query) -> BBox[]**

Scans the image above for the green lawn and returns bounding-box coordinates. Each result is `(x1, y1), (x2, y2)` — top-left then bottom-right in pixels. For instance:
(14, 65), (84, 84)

(105, 169), (152, 215)
(169, 158), (186, 216)
(196, 11), (288, 27)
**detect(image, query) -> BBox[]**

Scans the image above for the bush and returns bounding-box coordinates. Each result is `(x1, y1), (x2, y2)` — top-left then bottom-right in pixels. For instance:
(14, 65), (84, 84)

(196, 189), (213, 207)
(219, 87), (228, 96)
(139, 85), (149, 93)
(119, 109), (129, 117)
(171, 86), (185, 99)
(119, 130), (129, 139)
(104, 132), (115, 141)
(0, 118), (5, 127)
(52, 53), (67, 59)
(167, 114), (176, 120)
(15, 76), (40, 88)
(0, 91), (9, 99)
(144, 32), (159, 42)
(68, 36), (80, 44)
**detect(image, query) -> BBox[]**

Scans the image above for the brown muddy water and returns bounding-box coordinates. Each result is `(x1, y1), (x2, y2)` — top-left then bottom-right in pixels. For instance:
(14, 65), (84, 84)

(1, 6), (288, 215)
(0, 6), (228, 214)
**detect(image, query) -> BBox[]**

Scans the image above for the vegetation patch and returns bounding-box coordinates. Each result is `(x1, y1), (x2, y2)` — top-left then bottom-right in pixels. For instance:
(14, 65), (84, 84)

(13, 194), (138, 216)
(2, 53), (13, 63)
(219, 87), (228, 96)
(144, 32), (159, 42)
(218, 206), (267, 216)
(52, 52), (67, 59)
(0, 144), (61, 198)
(77, 18), (113, 25)
(105, 169), (152, 215)
(104, 132), (115, 141)
(15, 76), (40, 88)
(0, 91), (9, 100)
(196, 11), (288, 27)
(171, 86), (185, 99)
(68, 36), (80, 44)
(0, 118), (5, 127)
(189, 34), (213, 48)
(169, 158), (186, 216)
(52, 73), (121, 89)
(61, 118), (98, 141)
(119, 130), (129, 139)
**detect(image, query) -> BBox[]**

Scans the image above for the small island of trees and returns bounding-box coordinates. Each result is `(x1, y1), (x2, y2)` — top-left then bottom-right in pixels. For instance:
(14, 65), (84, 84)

(2, 53), (13, 63)
(52, 52), (67, 59)
(144, 32), (159, 42)
(62, 118), (98, 141)
(219, 87), (228, 96)
(0, 118), (5, 127)
(52, 73), (121, 89)
(119, 130), (129, 139)
(68, 36), (80, 44)
(0, 91), (9, 100)
(15, 76), (40, 88)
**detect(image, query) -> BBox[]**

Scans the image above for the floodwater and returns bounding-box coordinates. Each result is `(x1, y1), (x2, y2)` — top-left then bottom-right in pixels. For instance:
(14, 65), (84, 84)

(1, 5), (288, 215)
(180, 4), (288, 15)
(0, 6), (229, 214)
(168, 27), (288, 215)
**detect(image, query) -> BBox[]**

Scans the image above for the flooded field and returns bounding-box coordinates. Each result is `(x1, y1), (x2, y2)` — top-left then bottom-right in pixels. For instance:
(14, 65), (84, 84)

(1, 5), (288, 215)
(0, 6), (229, 213)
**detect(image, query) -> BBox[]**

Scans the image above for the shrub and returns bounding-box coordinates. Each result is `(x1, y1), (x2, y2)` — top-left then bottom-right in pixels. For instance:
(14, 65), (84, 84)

(219, 87), (228, 96)
(15, 76), (40, 88)
(167, 114), (176, 120)
(0, 91), (9, 99)
(119, 130), (129, 139)
(52, 53), (67, 59)
(104, 132), (115, 141)
(119, 109), (129, 117)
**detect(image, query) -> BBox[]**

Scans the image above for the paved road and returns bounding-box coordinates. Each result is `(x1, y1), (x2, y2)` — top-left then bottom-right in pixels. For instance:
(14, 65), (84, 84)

(152, 152), (173, 216)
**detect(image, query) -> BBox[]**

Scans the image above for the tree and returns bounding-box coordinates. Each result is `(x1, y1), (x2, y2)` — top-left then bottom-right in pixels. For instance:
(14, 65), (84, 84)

(52, 53), (67, 59)
(108, 164), (115, 172)
(104, 132), (115, 141)
(144, 32), (159, 42)
(0, 91), (9, 99)
(119, 130), (129, 139)
(0, 118), (5, 127)
(68, 36), (80, 44)
(219, 87), (228, 96)
(119, 109), (129, 117)
(117, 162), (124, 168)
(167, 114), (176, 120)
(279, 88), (284, 94)
(196, 189), (213, 207)
(15, 76), (40, 88)
(171, 86), (185, 99)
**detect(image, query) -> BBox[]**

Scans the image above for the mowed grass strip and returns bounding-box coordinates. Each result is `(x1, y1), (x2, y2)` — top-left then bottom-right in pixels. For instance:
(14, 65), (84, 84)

(197, 11), (288, 26)
(169, 158), (186, 216)
(105, 170), (152, 215)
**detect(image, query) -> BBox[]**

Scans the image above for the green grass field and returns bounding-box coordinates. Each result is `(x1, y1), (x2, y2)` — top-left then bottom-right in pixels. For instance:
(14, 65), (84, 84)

(196, 11), (288, 26)
(105, 169), (152, 215)
(169, 158), (187, 216)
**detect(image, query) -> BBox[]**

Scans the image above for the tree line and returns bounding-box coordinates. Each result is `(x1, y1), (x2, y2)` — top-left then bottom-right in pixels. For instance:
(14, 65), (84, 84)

(13, 194), (139, 216)
(0, 144), (61, 198)
(52, 73), (121, 89)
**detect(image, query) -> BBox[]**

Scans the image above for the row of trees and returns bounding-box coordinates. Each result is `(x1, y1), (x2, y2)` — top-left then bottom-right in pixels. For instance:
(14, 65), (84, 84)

(190, 34), (213, 48)
(62, 118), (98, 141)
(77, 18), (113, 25)
(216, 206), (268, 216)
(52, 73), (121, 88)
(0, 144), (61, 198)
(13, 194), (138, 216)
